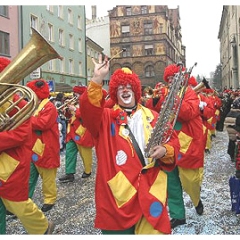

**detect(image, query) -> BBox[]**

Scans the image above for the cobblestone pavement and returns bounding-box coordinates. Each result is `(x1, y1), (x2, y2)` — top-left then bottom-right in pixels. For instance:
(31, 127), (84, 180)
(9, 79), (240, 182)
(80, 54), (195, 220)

(5, 129), (240, 235)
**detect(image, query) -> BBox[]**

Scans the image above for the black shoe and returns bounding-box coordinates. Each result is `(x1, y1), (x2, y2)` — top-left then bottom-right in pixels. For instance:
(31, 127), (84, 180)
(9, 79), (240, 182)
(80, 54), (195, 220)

(41, 204), (54, 212)
(170, 218), (186, 229)
(205, 149), (210, 154)
(59, 174), (74, 183)
(6, 210), (17, 219)
(6, 210), (14, 215)
(195, 200), (204, 215)
(82, 172), (91, 178)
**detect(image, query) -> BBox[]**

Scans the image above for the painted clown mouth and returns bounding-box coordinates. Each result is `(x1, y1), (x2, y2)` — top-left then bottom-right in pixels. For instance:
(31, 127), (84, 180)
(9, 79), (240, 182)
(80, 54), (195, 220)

(121, 93), (131, 100)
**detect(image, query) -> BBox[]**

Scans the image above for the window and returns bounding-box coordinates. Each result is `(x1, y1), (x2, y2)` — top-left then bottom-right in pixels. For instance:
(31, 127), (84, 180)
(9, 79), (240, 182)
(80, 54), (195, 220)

(122, 45), (131, 57)
(48, 23), (53, 41)
(0, 6), (8, 17)
(158, 23), (164, 34)
(60, 58), (65, 73)
(87, 68), (91, 81)
(30, 15), (38, 31)
(48, 60), (53, 71)
(145, 65), (155, 77)
(87, 46), (90, 56)
(78, 62), (82, 76)
(78, 38), (82, 52)
(58, 5), (63, 18)
(144, 22), (153, 35)
(144, 45), (153, 55)
(0, 31), (9, 55)
(59, 29), (64, 46)
(141, 6), (148, 14)
(77, 16), (82, 29)
(69, 34), (74, 50)
(69, 59), (73, 74)
(126, 7), (132, 16)
(68, 8), (73, 24)
(121, 25), (130, 37)
(46, 5), (54, 13)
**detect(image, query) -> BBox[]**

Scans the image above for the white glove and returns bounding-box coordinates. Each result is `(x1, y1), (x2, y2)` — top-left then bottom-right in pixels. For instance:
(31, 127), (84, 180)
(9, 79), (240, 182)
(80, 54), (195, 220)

(199, 101), (207, 110)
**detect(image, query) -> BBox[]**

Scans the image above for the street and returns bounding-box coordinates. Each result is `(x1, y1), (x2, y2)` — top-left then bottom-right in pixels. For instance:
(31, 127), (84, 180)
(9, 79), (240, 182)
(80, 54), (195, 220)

(5, 129), (240, 235)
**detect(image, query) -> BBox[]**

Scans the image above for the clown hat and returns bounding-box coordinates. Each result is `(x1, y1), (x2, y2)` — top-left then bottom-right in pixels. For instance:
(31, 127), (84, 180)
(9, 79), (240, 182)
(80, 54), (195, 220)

(27, 79), (50, 99)
(73, 85), (87, 95)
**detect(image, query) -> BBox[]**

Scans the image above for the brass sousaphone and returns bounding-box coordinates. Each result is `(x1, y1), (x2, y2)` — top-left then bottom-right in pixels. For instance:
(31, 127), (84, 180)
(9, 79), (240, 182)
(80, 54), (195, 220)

(0, 27), (62, 131)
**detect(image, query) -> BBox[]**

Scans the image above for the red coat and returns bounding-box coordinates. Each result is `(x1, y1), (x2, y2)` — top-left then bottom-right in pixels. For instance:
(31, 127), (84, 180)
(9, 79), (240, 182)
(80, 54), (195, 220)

(66, 107), (94, 147)
(0, 119), (32, 201)
(80, 82), (180, 233)
(175, 87), (205, 168)
(30, 99), (60, 168)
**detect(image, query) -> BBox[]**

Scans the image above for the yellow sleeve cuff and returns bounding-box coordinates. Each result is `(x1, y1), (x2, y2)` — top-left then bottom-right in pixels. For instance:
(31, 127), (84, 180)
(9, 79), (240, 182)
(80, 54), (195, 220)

(88, 81), (103, 107)
(161, 144), (175, 164)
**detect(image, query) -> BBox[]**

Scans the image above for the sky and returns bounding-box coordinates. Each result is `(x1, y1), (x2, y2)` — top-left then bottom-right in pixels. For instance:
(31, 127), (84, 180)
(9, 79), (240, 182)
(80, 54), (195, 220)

(85, 1), (225, 78)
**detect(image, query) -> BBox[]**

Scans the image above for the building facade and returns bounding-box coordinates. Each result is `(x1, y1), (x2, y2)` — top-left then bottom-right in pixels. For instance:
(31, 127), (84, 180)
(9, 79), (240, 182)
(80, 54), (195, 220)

(86, 36), (103, 84)
(86, 6), (111, 88)
(219, 6), (240, 90)
(0, 6), (20, 63)
(0, 5), (87, 92)
(108, 5), (186, 88)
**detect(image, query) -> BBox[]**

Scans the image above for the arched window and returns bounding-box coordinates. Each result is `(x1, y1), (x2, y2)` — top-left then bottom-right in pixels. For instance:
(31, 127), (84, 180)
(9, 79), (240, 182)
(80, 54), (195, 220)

(145, 65), (155, 77)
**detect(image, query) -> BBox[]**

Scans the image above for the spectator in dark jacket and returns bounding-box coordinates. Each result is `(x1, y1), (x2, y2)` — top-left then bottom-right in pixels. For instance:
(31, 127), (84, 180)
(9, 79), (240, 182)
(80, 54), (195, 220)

(224, 97), (240, 161)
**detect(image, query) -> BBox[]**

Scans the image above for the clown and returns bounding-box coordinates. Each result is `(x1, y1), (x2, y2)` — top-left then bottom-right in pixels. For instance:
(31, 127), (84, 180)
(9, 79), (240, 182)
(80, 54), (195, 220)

(80, 56), (180, 234)
(0, 58), (54, 234)
(161, 64), (205, 229)
(27, 79), (60, 213)
(58, 85), (94, 182)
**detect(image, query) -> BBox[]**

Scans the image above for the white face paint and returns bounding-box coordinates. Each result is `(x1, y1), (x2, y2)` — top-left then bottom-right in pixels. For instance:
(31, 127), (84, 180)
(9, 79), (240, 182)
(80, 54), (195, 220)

(117, 84), (135, 107)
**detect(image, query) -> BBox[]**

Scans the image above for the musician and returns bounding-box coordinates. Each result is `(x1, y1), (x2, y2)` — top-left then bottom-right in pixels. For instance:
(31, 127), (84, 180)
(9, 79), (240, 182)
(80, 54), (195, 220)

(58, 86), (94, 183)
(79, 55), (180, 234)
(144, 82), (168, 112)
(27, 79), (60, 213)
(161, 64), (205, 229)
(0, 57), (54, 234)
(55, 92), (67, 152)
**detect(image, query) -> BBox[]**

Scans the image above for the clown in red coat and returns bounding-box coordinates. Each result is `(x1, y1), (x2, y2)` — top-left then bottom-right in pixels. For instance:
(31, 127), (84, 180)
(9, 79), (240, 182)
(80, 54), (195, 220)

(0, 57), (52, 234)
(80, 57), (180, 234)
(158, 66), (206, 229)
(27, 79), (60, 213)
(58, 85), (94, 183)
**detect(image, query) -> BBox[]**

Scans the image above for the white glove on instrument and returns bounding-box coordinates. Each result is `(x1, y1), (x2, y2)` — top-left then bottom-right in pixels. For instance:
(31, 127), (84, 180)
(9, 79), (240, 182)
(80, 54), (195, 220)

(199, 101), (207, 110)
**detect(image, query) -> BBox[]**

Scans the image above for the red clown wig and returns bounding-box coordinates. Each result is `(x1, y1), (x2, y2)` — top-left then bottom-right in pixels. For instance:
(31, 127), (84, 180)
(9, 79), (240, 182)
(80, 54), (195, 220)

(163, 64), (180, 82)
(188, 76), (198, 87)
(109, 67), (141, 104)
(27, 79), (50, 99)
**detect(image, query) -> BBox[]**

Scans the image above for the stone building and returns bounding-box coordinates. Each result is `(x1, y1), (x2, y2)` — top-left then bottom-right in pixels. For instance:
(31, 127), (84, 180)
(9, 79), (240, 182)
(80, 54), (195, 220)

(219, 6), (240, 89)
(108, 5), (186, 88)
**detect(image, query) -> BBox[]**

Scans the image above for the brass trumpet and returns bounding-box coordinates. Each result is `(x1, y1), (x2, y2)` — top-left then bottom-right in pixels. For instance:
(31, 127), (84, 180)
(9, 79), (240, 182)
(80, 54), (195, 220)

(57, 96), (78, 111)
(193, 77), (210, 93)
(143, 86), (161, 99)
(0, 27), (62, 131)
